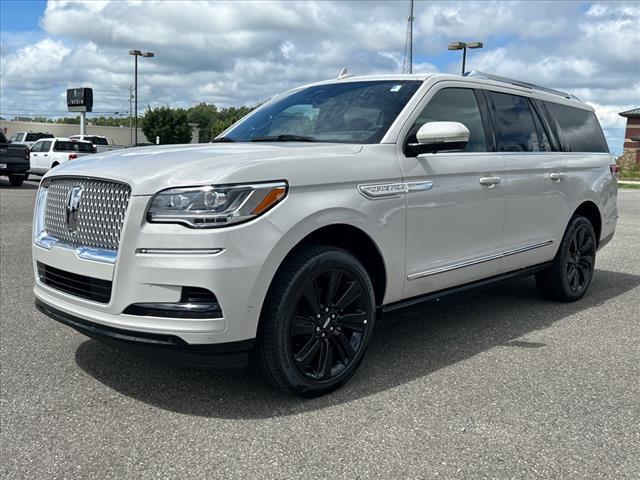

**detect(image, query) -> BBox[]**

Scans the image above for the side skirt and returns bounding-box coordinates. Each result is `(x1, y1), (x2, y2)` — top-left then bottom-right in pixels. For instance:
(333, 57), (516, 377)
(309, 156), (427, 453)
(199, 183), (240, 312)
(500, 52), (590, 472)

(380, 262), (552, 314)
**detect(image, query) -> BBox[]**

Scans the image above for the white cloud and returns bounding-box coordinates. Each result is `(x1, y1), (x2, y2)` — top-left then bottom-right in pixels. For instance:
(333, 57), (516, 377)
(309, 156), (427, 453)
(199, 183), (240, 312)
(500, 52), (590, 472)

(0, 0), (638, 153)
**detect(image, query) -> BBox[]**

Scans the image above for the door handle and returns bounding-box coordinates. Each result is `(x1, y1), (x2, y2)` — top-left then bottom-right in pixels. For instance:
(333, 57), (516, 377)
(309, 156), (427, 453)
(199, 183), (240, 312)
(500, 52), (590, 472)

(43, 154), (48, 156)
(479, 176), (501, 187)
(549, 172), (566, 181)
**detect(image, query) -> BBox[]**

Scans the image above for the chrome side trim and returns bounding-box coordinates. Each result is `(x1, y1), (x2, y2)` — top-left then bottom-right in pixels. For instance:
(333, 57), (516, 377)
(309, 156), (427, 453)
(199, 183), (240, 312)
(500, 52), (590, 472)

(358, 183), (407, 199)
(406, 181), (434, 192)
(358, 181), (433, 199)
(407, 240), (554, 281)
(136, 248), (224, 255)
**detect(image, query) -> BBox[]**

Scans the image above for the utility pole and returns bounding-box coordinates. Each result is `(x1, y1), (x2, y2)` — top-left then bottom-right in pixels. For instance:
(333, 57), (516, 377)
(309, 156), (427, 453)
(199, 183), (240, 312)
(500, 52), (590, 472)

(129, 85), (133, 147)
(402, 0), (414, 74)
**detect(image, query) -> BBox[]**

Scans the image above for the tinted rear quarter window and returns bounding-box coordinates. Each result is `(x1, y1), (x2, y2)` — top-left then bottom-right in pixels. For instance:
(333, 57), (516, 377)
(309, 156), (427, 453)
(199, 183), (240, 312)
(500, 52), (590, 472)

(54, 141), (93, 153)
(544, 102), (608, 152)
(488, 91), (540, 152)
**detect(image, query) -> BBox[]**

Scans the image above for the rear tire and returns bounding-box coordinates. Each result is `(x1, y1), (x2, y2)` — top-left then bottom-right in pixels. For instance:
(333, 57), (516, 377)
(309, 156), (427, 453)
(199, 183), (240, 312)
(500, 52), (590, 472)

(535, 215), (597, 302)
(255, 245), (376, 397)
(8, 175), (24, 187)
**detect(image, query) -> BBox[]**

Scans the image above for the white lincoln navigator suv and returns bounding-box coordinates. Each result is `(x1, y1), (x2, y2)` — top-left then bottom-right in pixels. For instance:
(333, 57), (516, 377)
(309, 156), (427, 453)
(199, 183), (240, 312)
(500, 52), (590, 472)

(33, 72), (618, 396)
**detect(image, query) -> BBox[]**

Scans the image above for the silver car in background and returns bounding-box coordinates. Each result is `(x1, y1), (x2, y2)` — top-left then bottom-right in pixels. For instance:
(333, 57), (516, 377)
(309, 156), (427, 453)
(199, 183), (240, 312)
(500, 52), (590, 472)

(32, 72), (617, 396)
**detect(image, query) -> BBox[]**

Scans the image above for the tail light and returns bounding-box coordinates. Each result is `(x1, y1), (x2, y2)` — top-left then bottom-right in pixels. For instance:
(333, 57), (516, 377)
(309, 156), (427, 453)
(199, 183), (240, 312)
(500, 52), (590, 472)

(68, 153), (78, 160)
(25, 150), (30, 160)
(610, 164), (620, 178)
(92, 146), (97, 153)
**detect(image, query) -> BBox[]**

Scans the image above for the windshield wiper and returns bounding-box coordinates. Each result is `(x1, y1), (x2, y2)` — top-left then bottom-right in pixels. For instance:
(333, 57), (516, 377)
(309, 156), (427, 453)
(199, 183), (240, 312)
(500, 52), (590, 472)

(250, 134), (317, 142)
(211, 136), (236, 143)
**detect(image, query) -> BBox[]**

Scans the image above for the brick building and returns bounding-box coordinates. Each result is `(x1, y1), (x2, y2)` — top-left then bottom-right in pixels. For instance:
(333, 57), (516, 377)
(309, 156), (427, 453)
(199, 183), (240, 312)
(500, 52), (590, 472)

(618, 108), (640, 167)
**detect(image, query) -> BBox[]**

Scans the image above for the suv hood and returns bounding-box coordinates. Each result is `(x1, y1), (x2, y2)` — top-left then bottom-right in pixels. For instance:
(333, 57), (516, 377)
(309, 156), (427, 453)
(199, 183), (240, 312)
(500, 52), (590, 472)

(45, 142), (363, 195)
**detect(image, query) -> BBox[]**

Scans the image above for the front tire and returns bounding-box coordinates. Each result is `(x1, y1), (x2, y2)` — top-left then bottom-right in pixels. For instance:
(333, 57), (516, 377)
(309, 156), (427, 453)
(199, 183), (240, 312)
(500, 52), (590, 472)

(8, 175), (24, 187)
(536, 215), (597, 302)
(255, 245), (376, 396)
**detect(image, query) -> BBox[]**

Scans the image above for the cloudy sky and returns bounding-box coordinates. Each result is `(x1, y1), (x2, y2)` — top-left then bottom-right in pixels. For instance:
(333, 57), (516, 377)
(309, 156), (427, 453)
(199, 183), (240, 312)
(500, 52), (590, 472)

(1, 0), (638, 153)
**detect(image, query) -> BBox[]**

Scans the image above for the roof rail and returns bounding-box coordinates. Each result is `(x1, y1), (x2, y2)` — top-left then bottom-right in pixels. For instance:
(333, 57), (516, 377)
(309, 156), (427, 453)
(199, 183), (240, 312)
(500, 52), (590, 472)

(464, 71), (581, 101)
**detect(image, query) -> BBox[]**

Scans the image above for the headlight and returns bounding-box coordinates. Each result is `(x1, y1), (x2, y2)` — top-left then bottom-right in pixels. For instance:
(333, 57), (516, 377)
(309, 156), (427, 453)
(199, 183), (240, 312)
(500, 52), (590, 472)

(147, 181), (287, 228)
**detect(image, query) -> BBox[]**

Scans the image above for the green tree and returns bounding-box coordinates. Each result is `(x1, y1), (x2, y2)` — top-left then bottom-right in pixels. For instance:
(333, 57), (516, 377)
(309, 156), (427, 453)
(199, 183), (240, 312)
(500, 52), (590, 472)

(208, 106), (254, 139)
(187, 103), (218, 143)
(142, 107), (192, 144)
(185, 103), (255, 142)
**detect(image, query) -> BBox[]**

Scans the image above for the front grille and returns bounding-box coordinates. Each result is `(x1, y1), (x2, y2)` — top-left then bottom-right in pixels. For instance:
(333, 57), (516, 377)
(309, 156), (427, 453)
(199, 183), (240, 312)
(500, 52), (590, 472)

(37, 262), (112, 303)
(44, 177), (131, 251)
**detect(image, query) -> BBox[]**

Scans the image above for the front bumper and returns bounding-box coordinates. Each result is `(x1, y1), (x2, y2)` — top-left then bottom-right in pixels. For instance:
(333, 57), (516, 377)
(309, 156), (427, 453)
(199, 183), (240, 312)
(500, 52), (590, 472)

(35, 299), (253, 369)
(33, 194), (283, 347)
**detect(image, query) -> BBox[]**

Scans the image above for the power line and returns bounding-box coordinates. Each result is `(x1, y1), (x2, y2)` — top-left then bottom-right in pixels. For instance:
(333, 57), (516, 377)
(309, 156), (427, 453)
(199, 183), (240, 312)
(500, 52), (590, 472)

(0, 112), (131, 117)
(0, 110), (129, 115)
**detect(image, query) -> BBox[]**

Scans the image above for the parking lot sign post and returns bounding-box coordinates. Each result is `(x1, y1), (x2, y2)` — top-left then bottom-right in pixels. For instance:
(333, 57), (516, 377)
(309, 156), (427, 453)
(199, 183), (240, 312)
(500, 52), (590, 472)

(66, 87), (93, 136)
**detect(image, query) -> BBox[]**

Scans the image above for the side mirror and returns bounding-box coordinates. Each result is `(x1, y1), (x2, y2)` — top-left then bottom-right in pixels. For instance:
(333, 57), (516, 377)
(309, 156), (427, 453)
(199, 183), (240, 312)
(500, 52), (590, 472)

(406, 121), (470, 156)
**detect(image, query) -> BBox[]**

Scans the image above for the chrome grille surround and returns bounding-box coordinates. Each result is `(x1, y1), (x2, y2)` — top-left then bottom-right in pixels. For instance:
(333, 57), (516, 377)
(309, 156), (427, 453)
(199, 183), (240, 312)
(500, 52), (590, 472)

(43, 177), (131, 251)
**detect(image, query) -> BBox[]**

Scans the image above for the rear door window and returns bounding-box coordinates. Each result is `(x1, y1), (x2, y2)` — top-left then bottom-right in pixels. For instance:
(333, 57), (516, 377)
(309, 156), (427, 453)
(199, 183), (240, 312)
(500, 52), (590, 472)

(543, 102), (609, 153)
(54, 141), (93, 153)
(409, 87), (488, 152)
(487, 91), (540, 152)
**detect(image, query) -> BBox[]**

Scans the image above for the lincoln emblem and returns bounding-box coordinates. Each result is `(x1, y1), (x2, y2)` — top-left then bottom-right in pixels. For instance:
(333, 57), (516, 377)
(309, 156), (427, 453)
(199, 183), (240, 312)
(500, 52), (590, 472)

(65, 186), (84, 232)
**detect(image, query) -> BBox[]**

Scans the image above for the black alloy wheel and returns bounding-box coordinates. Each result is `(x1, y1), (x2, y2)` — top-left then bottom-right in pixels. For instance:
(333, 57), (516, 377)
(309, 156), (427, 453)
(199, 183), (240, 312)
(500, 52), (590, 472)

(289, 267), (371, 381)
(536, 215), (597, 302)
(256, 245), (375, 396)
(565, 223), (595, 294)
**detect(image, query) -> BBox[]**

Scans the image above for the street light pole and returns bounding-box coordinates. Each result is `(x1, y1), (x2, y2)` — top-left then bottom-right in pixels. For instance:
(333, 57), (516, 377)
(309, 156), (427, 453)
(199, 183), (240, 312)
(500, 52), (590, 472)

(129, 85), (133, 147)
(128, 49), (154, 146)
(448, 41), (483, 75)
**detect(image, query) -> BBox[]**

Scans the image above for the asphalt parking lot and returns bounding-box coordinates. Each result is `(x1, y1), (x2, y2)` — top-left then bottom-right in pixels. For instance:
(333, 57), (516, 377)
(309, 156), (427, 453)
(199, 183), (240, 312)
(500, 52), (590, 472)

(1, 179), (638, 479)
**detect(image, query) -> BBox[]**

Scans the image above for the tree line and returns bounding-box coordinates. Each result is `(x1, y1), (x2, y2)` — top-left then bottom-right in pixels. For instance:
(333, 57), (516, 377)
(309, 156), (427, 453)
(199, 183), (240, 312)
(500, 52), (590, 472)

(8, 102), (257, 145)
(142, 103), (256, 144)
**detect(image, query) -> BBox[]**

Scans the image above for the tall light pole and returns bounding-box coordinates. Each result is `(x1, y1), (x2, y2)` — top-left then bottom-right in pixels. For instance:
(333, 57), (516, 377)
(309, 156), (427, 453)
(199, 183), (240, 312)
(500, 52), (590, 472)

(128, 49), (154, 146)
(448, 41), (483, 75)
(128, 85), (133, 147)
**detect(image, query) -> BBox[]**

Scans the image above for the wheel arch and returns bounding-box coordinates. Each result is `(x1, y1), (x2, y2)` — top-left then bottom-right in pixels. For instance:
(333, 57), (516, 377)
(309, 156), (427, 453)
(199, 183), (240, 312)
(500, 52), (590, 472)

(573, 200), (602, 245)
(278, 223), (388, 307)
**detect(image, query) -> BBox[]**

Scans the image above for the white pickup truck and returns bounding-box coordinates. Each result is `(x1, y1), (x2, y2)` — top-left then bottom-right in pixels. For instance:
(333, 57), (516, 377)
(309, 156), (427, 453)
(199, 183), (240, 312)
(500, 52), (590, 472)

(28, 137), (94, 175)
(68, 135), (124, 153)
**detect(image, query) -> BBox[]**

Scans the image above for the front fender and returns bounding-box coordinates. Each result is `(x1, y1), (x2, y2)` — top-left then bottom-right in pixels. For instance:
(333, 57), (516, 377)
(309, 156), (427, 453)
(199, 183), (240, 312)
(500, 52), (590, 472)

(243, 202), (405, 338)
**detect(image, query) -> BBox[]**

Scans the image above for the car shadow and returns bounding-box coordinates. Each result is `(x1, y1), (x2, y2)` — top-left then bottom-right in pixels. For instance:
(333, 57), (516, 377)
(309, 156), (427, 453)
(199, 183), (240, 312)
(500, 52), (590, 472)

(74, 269), (640, 419)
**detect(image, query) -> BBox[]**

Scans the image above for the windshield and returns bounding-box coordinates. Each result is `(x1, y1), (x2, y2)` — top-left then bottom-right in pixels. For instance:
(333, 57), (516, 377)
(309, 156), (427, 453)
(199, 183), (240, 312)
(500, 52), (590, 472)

(223, 80), (422, 144)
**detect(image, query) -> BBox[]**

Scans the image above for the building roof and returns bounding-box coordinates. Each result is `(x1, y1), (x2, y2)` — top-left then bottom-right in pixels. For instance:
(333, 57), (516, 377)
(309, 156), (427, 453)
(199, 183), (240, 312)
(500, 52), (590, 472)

(619, 108), (640, 118)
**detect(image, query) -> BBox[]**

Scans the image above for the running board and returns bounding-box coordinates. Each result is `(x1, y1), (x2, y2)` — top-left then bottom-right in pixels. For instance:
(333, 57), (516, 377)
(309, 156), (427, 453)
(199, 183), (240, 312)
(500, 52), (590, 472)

(380, 262), (552, 314)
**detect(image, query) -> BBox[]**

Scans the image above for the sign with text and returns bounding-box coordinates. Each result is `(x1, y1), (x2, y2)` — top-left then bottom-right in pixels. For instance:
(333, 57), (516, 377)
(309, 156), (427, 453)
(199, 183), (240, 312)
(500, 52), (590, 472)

(66, 88), (93, 112)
